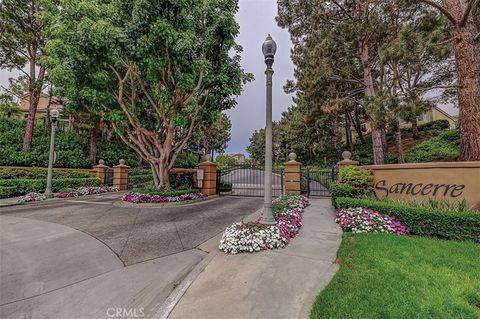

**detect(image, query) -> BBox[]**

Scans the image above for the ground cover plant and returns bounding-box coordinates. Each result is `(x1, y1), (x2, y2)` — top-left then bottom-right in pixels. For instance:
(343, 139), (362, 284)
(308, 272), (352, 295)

(405, 129), (460, 163)
(18, 186), (118, 203)
(335, 197), (480, 242)
(218, 195), (309, 254)
(310, 233), (480, 319)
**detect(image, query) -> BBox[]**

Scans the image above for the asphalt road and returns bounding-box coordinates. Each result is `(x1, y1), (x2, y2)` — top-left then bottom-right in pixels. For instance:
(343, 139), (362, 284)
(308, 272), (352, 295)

(0, 193), (262, 319)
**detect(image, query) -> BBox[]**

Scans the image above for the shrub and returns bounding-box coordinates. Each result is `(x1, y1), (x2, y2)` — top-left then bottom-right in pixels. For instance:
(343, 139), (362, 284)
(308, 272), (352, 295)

(335, 197), (480, 242)
(329, 182), (357, 200)
(0, 118), (138, 168)
(0, 186), (17, 199)
(0, 167), (92, 179)
(330, 166), (373, 201)
(405, 129), (460, 163)
(0, 177), (100, 197)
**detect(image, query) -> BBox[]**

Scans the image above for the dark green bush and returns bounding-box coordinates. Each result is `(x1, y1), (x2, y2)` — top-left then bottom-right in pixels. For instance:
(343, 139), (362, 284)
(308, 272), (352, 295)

(0, 167), (92, 179)
(335, 197), (480, 242)
(329, 182), (358, 201)
(169, 173), (195, 189)
(0, 186), (17, 199)
(405, 129), (460, 163)
(0, 118), (137, 168)
(0, 177), (100, 197)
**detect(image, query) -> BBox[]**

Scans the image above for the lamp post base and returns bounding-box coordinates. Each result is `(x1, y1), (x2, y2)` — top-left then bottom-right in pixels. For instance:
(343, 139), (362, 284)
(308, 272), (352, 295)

(260, 205), (276, 225)
(44, 191), (54, 198)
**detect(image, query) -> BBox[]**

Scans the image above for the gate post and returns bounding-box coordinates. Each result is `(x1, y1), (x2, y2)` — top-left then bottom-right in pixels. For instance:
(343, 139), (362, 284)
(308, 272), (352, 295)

(336, 151), (358, 181)
(113, 159), (129, 191)
(284, 153), (301, 195)
(91, 160), (108, 186)
(198, 155), (217, 196)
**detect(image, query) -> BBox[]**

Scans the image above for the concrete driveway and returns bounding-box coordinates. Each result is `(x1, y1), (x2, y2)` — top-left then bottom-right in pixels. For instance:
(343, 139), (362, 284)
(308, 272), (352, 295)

(0, 194), (262, 319)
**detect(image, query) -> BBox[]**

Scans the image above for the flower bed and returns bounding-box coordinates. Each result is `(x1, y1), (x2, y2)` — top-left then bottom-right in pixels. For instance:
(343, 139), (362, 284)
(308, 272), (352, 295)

(121, 192), (207, 204)
(18, 186), (119, 203)
(55, 186), (119, 198)
(219, 195), (309, 254)
(335, 207), (408, 235)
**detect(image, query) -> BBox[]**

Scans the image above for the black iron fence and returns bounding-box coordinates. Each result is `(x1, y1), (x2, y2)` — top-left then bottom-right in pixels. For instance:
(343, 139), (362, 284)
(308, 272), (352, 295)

(301, 166), (336, 197)
(216, 164), (284, 197)
(104, 167), (114, 187)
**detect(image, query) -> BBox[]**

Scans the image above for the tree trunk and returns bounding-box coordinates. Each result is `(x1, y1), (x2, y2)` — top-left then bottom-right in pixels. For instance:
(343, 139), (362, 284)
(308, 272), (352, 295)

(344, 111), (353, 151)
(22, 90), (39, 151)
(395, 127), (405, 164)
(444, 0), (480, 160)
(360, 41), (384, 164)
(332, 114), (341, 158)
(151, 160), (170, 189)
(372, 129), (385, 165)
(89, 131), (97, 164)
(22, 63), (45, 152)
(352, 106), (365, 143)
(412, 119), (419, 139)
(381, 128), (387, 152)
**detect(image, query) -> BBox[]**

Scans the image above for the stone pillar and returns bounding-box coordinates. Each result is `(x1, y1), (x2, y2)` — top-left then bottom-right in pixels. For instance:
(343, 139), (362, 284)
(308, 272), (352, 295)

(91, 160), (108, 185)
(336, 151), (358, 181)
(284, 153), (301, 195)
(113, 159), (129, 191)
(198, 155), (217, 196)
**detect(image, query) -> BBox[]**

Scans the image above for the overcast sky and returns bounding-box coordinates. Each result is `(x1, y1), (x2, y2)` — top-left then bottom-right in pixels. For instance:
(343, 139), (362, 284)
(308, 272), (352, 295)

(0, 0), (458, 156)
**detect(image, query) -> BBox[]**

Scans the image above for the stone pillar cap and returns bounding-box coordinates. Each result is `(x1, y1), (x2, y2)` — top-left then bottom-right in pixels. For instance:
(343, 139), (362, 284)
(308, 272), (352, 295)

(285, 152), (300, 165)
(114, 159), (129, 168)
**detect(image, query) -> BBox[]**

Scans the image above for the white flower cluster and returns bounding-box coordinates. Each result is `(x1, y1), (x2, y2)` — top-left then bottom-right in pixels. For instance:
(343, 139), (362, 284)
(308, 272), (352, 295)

(218, 195), (309, 254)
(18, 192), (47, 203)
(218, 223), (286, 254)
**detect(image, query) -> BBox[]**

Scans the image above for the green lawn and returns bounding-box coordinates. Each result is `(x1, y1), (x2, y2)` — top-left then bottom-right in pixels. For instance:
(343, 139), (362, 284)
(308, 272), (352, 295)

(311, 233), (480, 319)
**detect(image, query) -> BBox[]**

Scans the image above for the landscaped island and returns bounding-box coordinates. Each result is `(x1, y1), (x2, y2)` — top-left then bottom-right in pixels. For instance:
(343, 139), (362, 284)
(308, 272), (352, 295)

(219, 195), (309, 254)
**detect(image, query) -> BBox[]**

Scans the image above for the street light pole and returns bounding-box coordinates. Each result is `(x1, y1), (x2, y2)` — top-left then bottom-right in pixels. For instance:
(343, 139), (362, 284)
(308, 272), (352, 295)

(45, 109), (60, 198)
(260, 34), (277, 225)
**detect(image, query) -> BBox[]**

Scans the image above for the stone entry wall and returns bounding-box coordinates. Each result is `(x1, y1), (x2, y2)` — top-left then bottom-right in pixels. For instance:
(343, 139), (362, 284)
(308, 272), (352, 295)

(336, 153), (480, 209)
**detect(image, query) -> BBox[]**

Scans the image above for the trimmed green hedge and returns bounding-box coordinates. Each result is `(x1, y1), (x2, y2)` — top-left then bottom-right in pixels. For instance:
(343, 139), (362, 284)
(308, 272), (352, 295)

(0, 167), (92, 179)
(335, 197), (480, 242)
(0, 177), (100, 198)
(0, 186), (17, 199)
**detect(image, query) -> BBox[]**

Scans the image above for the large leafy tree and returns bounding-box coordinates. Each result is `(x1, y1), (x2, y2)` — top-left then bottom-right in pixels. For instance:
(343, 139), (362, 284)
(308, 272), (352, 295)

(191, 112), (232, 159)
(44, 0), (250, 189)
(0, 0), (47, 151)
(277, 0), (458, 164)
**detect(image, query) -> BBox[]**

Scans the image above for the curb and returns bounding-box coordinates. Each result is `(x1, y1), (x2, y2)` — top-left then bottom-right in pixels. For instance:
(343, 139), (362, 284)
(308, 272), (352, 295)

(153, 248), (219, 319)
(153, 208), (263, 319)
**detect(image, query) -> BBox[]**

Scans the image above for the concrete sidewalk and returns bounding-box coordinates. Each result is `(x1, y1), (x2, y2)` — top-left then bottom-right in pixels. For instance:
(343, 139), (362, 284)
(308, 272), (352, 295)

(167, 198), (342, 319)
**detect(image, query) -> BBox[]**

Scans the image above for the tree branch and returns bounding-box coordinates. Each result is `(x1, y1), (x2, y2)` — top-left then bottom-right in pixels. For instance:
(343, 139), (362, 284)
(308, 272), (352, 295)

(419, 0), (457, 24)
(460, 0), (478, 26)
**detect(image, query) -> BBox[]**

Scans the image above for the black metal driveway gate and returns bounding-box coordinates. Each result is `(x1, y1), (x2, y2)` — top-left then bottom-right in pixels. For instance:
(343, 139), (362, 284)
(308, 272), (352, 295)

(216, 164), (284, 197)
